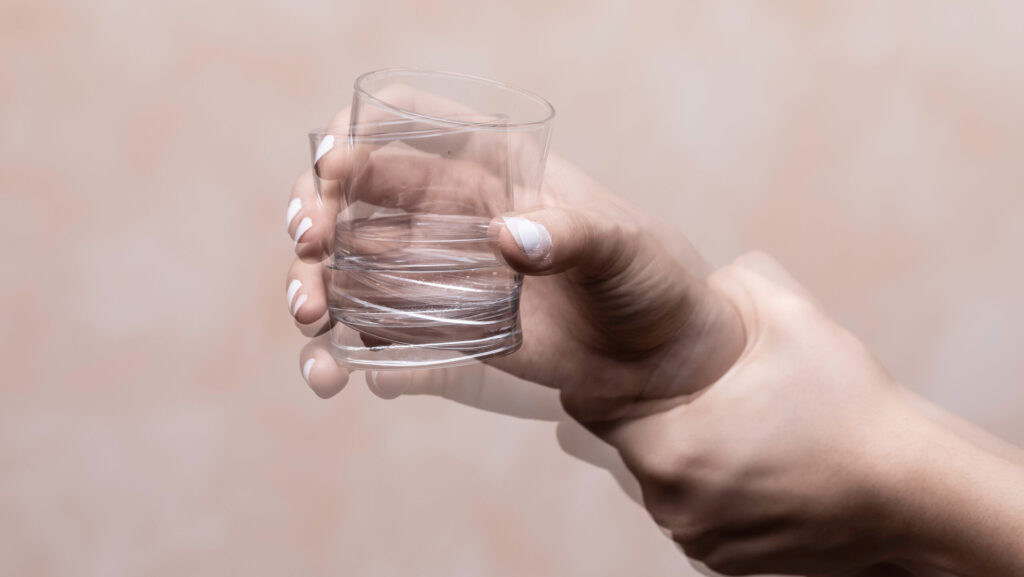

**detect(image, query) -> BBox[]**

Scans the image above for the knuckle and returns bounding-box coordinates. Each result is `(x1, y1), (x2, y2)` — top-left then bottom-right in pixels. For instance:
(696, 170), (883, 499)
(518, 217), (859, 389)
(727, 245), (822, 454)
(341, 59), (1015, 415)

(603, 218), (644, 266)
(556, 389), (587, 421)
(611, 217), (643, 244)
(630, 442), (704, 489)
(558, 389), (619, 423)
(766, 292), (822, 328)
(573, 208), (640, 244)
(670, 521), (712, 547)
(637, 452), (685, 487)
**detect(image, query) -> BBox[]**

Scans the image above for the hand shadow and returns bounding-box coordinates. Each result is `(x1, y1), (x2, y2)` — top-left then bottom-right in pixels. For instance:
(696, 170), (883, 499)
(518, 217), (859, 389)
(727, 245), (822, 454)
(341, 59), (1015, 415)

(365, 363), (643, 506)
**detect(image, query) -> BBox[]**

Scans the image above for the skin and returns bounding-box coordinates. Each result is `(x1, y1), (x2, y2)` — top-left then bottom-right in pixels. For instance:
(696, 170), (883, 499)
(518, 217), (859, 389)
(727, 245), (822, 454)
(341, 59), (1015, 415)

(285, 107), (1024, 576)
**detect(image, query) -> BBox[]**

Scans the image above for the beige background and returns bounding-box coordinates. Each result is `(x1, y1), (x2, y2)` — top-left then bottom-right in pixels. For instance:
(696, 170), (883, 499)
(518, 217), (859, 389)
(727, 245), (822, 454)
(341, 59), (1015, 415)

(3, 1), (1024, 576)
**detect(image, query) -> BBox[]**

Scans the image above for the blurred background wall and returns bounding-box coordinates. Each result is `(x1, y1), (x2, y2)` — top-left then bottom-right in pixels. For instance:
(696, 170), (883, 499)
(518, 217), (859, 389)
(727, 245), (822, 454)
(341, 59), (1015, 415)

(2, 1), (1023, 576)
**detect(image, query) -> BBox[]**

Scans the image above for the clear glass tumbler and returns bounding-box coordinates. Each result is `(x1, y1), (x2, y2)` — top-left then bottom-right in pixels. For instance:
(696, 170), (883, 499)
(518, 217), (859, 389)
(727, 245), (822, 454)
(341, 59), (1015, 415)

(309, 69), (554, 370)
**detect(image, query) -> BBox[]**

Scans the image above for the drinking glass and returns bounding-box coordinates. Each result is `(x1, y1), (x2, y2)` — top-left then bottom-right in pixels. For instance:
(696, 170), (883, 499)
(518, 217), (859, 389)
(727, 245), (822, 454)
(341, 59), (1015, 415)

(309, 69), (554, 370)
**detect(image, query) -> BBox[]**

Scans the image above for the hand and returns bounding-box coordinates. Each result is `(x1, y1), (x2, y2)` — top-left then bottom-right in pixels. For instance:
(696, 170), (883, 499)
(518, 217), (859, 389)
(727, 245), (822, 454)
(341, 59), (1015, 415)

(285, 107), (1024, 577)
(283, 107), (926, 576)
(286, 107), (747, 424)
(603, 252), (1024, 576)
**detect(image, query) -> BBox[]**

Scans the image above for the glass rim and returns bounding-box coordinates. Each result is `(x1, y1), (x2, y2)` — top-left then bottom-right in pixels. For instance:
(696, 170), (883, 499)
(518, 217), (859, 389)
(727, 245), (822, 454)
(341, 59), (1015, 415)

(309, 119), (520, 142)
(352, 68), (556, 130)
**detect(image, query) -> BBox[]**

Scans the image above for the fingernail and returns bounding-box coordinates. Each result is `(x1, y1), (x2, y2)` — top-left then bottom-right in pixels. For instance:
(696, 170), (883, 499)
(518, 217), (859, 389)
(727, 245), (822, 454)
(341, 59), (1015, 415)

(302, 358), (316, 383)
(502, 216), (551, 260)
(293, 216), (313, 249)
(286, 198), (302, 227)
(315, 134), (335, 164)
(287, 279), (302, 309)
(292, 293), (308, 316)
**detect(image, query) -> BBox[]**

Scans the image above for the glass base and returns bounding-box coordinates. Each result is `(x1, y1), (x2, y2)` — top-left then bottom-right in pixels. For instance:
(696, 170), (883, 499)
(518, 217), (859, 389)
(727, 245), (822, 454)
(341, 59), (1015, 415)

(329, 324), (522, 371)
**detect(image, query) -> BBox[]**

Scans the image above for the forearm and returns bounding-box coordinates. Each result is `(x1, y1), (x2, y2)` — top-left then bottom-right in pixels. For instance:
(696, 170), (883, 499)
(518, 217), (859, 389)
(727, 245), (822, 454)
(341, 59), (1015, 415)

(896, 409), (1024, 576)
(905, 390), (1024, 467)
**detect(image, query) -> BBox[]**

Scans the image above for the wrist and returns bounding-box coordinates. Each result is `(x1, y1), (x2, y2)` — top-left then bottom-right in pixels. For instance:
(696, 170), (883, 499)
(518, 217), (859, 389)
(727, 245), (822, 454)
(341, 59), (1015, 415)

(883, 400), (1024, 576)
(658, 284), (747, 396)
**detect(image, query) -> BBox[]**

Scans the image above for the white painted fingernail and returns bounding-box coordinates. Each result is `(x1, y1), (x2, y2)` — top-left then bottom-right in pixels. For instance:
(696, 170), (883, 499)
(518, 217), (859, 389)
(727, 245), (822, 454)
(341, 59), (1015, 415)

(302, 358), (316, 383)
(315, 134), (335, 164)
(286, 198), (302, 227)
(292, 293), (308, 316)
(287, 279), (302, 309)
(502, 216), (552, 260)
(293, 216), (313, 249)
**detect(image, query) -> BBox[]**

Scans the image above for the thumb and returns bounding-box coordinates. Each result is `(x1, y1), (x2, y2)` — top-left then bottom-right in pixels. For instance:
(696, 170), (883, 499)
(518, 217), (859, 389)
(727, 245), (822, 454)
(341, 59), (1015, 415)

(489, 207), (636, 277)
